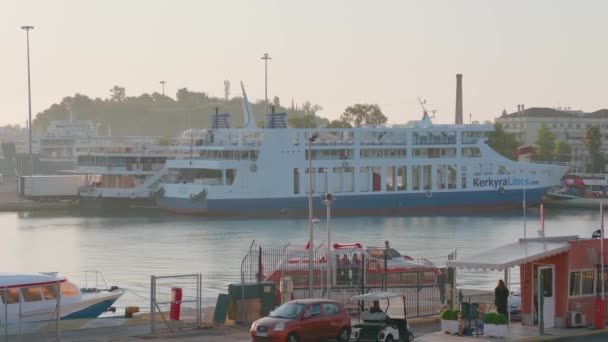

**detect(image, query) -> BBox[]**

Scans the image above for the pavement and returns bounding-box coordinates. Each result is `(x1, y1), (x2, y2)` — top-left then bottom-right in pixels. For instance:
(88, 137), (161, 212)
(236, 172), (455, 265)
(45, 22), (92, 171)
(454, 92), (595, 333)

(415, 324), (608, 342)
(9, 314), (603, 342)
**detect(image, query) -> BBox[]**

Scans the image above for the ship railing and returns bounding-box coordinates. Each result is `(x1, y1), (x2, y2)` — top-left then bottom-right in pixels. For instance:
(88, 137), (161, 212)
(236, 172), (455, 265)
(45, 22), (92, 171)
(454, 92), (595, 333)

(83, 270), (109, 291)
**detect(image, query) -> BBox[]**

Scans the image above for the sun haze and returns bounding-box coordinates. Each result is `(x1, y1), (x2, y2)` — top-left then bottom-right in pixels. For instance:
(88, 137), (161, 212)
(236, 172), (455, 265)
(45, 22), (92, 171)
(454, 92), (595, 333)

(2, 0), (607, 127)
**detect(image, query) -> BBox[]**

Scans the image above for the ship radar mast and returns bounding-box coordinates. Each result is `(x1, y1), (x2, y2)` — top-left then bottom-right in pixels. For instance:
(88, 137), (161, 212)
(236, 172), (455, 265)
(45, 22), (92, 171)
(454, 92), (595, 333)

(417, 98), (437, 128)
(418, 98), (437, 120)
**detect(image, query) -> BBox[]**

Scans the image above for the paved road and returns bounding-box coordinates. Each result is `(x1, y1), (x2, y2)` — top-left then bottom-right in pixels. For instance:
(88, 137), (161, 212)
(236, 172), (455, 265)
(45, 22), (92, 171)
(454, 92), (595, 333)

(556, 333), (608, 341)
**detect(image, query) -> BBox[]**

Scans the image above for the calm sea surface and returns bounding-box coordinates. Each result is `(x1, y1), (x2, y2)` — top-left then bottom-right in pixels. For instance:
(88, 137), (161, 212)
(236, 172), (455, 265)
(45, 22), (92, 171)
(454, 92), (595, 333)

(0, 207), (600, 311)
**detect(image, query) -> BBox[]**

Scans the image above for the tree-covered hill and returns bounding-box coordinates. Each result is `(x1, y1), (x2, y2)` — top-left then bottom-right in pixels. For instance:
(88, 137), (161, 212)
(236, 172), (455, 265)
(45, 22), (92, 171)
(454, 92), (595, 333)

(32, 86), (328, 137)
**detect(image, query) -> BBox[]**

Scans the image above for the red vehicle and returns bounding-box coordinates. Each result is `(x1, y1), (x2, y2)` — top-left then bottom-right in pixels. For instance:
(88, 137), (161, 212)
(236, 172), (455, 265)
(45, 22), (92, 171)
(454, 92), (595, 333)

(250, 299), (351, 342)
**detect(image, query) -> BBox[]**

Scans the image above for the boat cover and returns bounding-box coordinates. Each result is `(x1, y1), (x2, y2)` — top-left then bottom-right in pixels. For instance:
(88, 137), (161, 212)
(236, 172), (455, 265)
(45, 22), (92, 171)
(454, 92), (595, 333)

(350, 291), (403, 301)
(445, 236), (578, 271)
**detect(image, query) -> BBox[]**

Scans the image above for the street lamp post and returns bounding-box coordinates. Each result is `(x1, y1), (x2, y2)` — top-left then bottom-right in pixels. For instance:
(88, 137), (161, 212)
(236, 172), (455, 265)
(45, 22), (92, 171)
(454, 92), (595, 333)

(21, 25), (34, 176)
(260, 53), (271, 115)
(322, 193), (334, 297)
(307, 132), (318, 298)
(160, 81), (166, 96)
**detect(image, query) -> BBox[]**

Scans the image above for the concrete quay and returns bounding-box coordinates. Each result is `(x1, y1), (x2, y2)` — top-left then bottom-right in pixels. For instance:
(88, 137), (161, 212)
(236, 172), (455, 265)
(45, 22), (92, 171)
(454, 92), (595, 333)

(0, 176), (76, 211)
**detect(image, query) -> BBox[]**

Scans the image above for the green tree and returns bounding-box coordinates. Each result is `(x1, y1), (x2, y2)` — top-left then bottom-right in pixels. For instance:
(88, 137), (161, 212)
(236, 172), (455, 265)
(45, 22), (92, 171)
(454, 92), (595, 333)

(326, 119), (352, 128)
(301, 101), (323, 115)
(340, 104), (387, 127)
(109, 86), (126, 102)
(583, 125), (603, 172)
(534, 123), (556, 161)
(288, 114), (317, 128)
(553, 139), (572, 162)
(488, 123), (520, 160)
(272, 96), (280, 108)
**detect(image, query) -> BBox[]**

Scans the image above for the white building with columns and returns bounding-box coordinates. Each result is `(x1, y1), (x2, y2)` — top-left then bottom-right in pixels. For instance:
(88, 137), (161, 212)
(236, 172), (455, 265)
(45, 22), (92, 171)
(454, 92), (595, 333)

(495, 106), (608, 172)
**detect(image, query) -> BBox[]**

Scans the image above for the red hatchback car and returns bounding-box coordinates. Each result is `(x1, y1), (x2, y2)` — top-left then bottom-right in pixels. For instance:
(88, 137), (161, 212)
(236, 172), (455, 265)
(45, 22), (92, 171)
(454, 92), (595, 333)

(250, 299), (351, 342)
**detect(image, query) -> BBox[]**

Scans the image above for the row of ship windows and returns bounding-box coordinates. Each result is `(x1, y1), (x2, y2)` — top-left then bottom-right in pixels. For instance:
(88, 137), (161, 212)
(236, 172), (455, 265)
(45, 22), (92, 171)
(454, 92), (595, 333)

(299, 148), (482, 160)
(292, 164), (541, 194)
(293, 165), (464, 193)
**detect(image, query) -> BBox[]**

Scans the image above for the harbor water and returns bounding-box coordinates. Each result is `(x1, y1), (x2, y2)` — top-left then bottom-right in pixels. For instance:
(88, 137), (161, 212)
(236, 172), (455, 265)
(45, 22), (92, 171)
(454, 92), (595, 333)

(0, 207), (601, 313)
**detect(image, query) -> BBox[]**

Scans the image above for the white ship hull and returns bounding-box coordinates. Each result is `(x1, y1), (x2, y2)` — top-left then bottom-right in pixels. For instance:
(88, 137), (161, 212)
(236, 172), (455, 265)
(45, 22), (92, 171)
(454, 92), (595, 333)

(156, 124), (567, 216)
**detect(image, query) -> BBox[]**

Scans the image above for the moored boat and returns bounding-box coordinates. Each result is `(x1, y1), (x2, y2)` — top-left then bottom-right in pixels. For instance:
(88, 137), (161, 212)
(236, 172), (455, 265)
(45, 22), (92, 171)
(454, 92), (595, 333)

(263, 242), (437, 288)
(155, 84), (568, 216)
(0, 272), (124, 325)
(543, 173), (608, 208)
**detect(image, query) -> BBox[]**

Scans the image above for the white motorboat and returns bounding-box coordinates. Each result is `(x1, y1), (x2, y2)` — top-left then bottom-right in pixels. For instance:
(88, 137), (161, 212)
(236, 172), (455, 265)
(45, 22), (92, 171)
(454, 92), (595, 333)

(0, 272), (124, 325)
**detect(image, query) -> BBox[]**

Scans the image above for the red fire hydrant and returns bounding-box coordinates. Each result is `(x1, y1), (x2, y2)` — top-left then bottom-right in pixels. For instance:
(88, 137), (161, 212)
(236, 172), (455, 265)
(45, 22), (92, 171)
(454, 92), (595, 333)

(170, 287), (182, 321)
(595, 298), (606, 329)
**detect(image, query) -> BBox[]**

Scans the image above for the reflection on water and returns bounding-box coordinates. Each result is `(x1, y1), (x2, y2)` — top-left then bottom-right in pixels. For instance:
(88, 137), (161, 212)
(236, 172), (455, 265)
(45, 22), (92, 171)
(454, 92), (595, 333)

(0, 207), (600, 311)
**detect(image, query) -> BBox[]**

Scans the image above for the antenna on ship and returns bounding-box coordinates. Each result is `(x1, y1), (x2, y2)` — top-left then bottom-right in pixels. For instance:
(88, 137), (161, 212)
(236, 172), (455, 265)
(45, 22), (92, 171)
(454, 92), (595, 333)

(418, 98), (437, 120)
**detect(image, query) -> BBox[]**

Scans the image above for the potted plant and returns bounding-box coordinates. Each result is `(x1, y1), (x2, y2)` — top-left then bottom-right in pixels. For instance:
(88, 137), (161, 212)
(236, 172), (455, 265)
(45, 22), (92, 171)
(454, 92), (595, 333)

(440, 309), (460, 334)
(483, 312), (508, 337)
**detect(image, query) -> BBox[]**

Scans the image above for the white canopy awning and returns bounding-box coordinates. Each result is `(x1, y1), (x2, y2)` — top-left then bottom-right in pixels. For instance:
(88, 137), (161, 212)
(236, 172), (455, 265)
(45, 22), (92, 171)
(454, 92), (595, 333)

(446, 236), (578, 271)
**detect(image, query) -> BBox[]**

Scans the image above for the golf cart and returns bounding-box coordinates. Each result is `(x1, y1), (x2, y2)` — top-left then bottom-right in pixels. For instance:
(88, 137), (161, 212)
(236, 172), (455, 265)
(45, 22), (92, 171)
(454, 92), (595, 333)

(349, 292), (414, 342)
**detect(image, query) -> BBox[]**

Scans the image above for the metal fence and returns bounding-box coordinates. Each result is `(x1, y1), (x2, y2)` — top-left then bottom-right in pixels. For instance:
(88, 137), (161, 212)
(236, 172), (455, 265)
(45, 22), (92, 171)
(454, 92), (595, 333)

(240, 241), (454, 319)
(150, 274), (202, 333)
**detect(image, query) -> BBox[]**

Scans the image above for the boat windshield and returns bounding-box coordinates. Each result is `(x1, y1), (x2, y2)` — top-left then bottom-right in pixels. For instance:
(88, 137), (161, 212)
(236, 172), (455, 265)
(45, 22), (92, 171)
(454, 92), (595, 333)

(367, 248), (402, 260)
(269, 302), (305, 319)
(559, 187), (582, 196)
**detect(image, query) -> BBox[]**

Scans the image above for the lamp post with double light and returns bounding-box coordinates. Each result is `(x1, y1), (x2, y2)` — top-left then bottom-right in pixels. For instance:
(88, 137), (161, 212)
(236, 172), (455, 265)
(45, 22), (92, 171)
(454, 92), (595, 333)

(160, 80), (166, 96)
(307, 132), (318, 297)
(260, 53), (271, 115)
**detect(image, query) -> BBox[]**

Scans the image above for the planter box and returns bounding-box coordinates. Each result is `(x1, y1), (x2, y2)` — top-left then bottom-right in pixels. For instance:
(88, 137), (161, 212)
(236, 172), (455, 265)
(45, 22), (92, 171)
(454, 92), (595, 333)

(484, 323), (508, 337)
(441, 319), (458, 334)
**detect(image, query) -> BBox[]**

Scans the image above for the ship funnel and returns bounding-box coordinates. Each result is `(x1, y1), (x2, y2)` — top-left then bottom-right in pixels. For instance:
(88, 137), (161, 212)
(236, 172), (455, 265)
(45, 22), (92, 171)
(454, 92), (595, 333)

(455, 74), (463, 124)
(240, 82), (257, 129)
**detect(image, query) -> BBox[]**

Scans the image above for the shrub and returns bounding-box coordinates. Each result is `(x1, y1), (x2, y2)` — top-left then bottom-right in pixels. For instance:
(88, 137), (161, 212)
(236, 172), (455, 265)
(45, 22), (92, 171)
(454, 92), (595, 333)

(440, 309), (452, 320)
(494, 313), (507, 325)
(440, 309), (461, 321)
(483, 312), (508, 325)
(483, 313), (497, 324)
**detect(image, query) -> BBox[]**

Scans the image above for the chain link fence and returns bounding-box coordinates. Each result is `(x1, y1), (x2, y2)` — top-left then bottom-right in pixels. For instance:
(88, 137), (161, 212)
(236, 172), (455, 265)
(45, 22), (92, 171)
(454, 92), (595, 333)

(240, 241), (454, 319)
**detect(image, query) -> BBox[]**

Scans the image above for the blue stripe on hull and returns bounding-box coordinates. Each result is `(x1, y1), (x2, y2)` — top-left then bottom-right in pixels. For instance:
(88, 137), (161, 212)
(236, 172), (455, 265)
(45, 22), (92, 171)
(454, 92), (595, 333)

(62, 299), (118, 320)
(156, 187), (550, 216)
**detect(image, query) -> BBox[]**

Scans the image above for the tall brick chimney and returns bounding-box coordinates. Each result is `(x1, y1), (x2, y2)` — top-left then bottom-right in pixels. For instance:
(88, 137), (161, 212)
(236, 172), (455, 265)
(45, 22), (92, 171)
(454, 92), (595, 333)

(455, 74), (463, 124)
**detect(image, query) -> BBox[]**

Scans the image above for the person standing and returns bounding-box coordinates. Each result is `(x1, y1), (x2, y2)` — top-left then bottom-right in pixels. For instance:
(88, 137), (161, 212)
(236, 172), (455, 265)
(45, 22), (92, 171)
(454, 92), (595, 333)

(494, 279), (509, 315)
(435, 269), (447, 305)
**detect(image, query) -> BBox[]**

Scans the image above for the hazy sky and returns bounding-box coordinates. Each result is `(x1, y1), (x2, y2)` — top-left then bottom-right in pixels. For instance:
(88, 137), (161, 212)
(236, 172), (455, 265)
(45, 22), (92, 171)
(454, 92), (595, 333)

(2, 0), (607, 127)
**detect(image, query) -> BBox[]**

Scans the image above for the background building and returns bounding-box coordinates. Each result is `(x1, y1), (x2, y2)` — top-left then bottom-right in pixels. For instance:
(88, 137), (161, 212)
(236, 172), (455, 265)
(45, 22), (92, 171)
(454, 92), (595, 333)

(496, 107), (608, 172)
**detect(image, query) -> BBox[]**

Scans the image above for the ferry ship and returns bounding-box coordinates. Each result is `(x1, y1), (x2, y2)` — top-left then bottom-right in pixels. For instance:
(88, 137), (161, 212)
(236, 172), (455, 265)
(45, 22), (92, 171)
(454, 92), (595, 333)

(76, 127), (222, 212)
(155, 85), (568, 216)
(76, 138), (182, 212)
